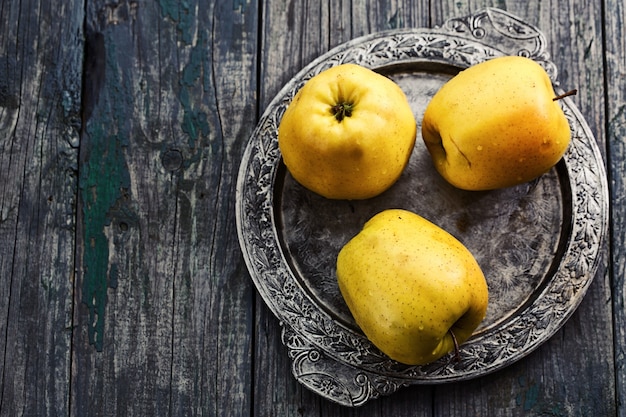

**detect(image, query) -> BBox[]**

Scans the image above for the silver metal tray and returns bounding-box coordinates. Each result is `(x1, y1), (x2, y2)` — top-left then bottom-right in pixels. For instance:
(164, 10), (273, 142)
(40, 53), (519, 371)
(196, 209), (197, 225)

(236, 8), (608, 407)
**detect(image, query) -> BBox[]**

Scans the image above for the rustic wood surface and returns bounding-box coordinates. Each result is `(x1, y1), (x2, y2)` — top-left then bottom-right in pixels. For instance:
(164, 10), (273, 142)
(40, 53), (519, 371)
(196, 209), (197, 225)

(0, 0), (623, 416)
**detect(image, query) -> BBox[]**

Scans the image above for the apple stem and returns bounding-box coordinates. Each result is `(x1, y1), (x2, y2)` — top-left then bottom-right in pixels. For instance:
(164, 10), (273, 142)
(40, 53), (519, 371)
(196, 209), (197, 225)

(553, 89), (578, 101)
(449, 329), (461, 364)
(331, 102), (354, 122)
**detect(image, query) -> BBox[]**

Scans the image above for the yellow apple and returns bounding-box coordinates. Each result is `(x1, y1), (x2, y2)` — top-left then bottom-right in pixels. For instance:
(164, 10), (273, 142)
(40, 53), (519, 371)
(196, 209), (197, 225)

(278, 63), (417, 200)
(421, 55), (572, 190)
(336, 209), (489, 366)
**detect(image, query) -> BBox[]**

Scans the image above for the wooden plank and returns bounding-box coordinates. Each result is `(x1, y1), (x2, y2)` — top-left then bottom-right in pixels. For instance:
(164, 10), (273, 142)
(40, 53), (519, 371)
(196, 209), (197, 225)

(428, 1), (615, 416)
(254, 3), (330, 413)
(604, 0), (626, 416)
(254, 1), (615, 415)
(0, 0), (83, 415)
(255, 1), (436, 415)
(72, 0), (258, 415)
(255, 2), (334, 414)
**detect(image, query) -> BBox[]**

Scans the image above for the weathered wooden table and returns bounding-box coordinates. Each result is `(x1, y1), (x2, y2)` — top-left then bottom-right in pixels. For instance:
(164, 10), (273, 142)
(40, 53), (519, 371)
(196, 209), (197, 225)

(1, 1), (624, 416)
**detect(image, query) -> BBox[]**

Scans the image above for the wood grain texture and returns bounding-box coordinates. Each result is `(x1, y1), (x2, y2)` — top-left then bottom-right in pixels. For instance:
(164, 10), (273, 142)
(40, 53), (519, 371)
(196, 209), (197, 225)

(605, 0), (626, 416)
(72, 0), (258, 415)
(0, 0), (622, 415)
(0, 0), (83, 415)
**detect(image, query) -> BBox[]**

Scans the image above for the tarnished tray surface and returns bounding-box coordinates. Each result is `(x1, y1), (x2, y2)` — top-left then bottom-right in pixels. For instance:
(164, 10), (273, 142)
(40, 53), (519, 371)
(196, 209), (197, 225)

(236, 8), (608, 407)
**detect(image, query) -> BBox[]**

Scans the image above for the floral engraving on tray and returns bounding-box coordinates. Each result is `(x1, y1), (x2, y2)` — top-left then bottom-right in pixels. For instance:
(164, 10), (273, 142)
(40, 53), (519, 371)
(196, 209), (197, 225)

(236, 8), (608, 407)
(444, 8), (555, 76)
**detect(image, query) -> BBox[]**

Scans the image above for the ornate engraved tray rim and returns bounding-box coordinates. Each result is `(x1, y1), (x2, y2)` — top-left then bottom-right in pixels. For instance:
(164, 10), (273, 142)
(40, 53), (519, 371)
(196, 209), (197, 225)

(235, 8), (608, 407)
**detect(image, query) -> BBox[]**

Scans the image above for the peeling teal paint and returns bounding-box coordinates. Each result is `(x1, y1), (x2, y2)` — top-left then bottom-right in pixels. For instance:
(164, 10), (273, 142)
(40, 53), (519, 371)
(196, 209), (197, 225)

(158, 0), (179, 21)
(159, 0), (210, 148)
(523, 382), (539, 411)
(80, 125), (130, 351)
(516, 376), (541, 412)
(387, 9), (402, 29)
(179, 32), (210, 148)
(80, 32), (133, 352)
(158, 0), (194, 45)
(233, 0), (247, 12)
